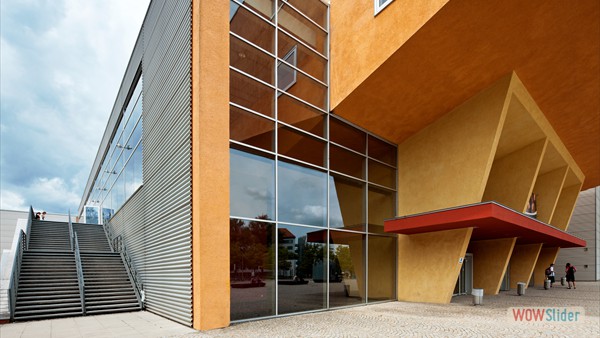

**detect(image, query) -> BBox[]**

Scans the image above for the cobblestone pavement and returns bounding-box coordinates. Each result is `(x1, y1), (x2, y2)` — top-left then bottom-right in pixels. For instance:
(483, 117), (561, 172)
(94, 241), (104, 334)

(181, 281), (600, 338)
(1, 282), (598, 337)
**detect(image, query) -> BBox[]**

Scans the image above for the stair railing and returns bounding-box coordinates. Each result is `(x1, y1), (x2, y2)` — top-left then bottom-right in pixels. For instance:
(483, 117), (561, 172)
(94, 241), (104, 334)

(68, 210), (74, 251)
(7, 230), (26, 321)
(25, 206), (34, 249)
(73, 232), (86, 315)
(112, 235), (144, 309)
(103, 222), (115, 253)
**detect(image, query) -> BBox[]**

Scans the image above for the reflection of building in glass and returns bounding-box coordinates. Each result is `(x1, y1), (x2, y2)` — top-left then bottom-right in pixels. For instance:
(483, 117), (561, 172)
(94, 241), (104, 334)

(75, 0), (598, 331)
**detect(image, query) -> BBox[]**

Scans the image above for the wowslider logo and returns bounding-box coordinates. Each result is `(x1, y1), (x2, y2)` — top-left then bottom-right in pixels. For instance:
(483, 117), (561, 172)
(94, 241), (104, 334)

(508, 307), (585, 323)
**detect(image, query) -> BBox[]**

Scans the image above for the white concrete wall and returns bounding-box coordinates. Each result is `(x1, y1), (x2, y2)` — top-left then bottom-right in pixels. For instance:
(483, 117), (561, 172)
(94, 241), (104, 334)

(555, 187), (599, 281)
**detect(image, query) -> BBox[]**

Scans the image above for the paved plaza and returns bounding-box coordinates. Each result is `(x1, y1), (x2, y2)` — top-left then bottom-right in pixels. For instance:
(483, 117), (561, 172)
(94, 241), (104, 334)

(1, 281), (598, 337)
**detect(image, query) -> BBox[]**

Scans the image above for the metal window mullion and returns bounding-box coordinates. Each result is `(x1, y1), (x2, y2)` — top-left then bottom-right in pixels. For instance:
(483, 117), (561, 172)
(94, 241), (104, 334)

(274, 0), (279, 316)
(278, 120), (328, 143)
(230, 66), (277, 92)
(368, 181), (397, 192)
(229, 215), (276, 224)
(325, 3), (330, 310)
(278, 154), (326, 172)
(365, 133), (369, 302)
(329, 170), (367, 185)
(230, 102), (278, 123)
(368, 156), (397, 170)
(229, 140), (277, 158)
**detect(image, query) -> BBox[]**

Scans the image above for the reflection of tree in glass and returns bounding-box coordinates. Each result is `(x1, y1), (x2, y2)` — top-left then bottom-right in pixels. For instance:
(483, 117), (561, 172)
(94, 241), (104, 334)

(230, 214), (273, 281)
(296, 243), (323, 279)
(335, 246), (354, 277)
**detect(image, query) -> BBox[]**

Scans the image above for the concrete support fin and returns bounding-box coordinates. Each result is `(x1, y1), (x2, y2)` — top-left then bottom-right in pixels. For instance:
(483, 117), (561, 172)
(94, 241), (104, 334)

(191, 0), (230, 330)
(533, 247), (560, 287)
(397, 228), (473, 303)
(509, 244), (542, 289)
(469, 238), (516, 295)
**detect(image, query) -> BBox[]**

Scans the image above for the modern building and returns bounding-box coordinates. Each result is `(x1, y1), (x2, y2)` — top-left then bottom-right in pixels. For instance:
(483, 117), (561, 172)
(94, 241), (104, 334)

(76, 0), (599, 330)
(556, 186), (600, 281)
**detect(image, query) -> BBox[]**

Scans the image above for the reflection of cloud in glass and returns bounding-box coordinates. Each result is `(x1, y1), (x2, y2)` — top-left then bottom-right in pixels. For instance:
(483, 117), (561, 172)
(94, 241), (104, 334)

(230, 149), (275, 218)
(278, 161), (326, 227)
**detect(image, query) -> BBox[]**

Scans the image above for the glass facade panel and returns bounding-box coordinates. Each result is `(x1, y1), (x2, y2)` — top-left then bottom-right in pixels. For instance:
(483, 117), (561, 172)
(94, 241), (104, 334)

(330, 145), (365, 179)
(278, 4), (327, 56)
(330, 117), (366, 154)
(230, 69), (275, 117)
(278, 224), (327, 314)
(329, 231), (365, 307)
(368, 235), (396, 302)
(368, 160), (396, 189)
(278, 125), (326, 167)
(368, 135), (397, 166)
(230, 106), (275, 151)
(278, 160), (327, 227)
(329, 175), (365, 231)
(230, 217), (276, 320)
(230, 147), (275, 219)
(278, 94), (325, 137)
(285, 0), (328, 29)
(230, 1), (275, 53)
(278, 71), (327, 111)
(368, 186), (395, 234)
(230, 35), (275, 84)
(232, 0), (275, 21)
(278, 31), (327, 82)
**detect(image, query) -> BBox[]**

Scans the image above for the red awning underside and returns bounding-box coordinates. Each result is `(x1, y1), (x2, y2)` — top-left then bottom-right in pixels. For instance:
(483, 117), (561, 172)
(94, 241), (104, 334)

(384, 202), (586, 248)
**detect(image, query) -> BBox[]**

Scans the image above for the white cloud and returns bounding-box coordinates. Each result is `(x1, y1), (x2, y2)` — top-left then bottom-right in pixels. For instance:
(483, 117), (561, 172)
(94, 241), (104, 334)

(0, 190), (28, 211)
(0, 0), (150, 214)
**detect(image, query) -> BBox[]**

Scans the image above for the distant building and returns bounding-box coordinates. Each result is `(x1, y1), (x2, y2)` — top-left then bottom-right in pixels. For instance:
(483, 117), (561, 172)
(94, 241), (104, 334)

(556, 187), (600, 281)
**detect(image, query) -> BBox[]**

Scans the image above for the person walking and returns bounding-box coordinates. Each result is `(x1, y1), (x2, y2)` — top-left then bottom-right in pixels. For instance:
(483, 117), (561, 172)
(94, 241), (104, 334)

(547, 263), (555, 287)
(565, 263), (577, 289)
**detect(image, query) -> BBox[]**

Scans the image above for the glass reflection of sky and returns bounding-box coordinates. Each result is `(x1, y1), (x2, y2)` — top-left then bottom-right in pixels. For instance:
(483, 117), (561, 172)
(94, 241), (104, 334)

(230, 148), (275, 219)
(278, 161), (326, 227)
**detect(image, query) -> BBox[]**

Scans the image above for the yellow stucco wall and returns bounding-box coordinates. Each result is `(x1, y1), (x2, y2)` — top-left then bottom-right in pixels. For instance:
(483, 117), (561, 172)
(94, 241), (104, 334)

(551, 184), (583, 231)
(532, 167), (568, 223)
(397, 228), (472, 303)
(509, 244), (542, 289)
(330, 0), (449, 109)
(368, 235), (397, 300)
(191, 0), (230, 330)
(469, 238), (516, 295)
(397, 75), (511, 215)
(482, 139), (546, 211)
(533, 247), (560, 287)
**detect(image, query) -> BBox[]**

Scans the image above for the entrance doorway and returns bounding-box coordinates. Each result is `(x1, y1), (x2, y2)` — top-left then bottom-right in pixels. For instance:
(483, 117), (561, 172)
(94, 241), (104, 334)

(454, 253), (473, 295)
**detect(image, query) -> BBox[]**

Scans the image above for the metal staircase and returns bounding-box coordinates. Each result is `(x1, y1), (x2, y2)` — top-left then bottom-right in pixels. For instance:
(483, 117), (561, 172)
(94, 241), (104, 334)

(11, 219), (141, 321)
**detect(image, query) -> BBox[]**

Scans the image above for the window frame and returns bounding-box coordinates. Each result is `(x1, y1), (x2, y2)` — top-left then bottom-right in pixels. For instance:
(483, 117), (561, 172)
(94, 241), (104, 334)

(374, 0), (394, 16)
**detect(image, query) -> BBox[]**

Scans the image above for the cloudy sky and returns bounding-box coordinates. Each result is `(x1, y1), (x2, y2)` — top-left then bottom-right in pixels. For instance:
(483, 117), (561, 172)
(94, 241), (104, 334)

(1, 0), (150, 214)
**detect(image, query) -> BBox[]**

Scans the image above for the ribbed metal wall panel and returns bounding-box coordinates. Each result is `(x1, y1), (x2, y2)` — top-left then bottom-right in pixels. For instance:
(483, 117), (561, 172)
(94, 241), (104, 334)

(109, 0), (192, 326)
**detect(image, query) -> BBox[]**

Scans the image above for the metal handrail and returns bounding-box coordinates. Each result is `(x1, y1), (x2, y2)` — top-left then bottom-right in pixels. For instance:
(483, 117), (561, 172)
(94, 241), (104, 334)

(8, 230), (26, 321)
(26, 206), (34, 249)
(103, 222), (115, 253)
(112, 234), (144, 309)
(73, 232), (86, 315)
(68, 210), (74, 252)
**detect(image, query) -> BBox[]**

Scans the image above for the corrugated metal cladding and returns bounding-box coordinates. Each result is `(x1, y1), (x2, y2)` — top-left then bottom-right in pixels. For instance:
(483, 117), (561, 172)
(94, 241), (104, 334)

(109, 0), (193, 326)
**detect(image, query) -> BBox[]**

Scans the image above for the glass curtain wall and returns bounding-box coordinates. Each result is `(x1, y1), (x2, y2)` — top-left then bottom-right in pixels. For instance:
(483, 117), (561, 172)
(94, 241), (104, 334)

(230, 0), (396, 321)
(86, 75), (143, 224)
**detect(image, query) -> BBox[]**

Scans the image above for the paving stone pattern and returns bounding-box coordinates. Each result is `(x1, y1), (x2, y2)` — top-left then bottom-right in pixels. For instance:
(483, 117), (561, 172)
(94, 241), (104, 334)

(1, 282), (598, 337)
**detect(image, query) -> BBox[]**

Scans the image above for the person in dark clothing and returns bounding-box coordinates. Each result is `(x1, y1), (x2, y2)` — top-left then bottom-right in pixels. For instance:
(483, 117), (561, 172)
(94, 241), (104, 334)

(565, 263), (577, 289)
